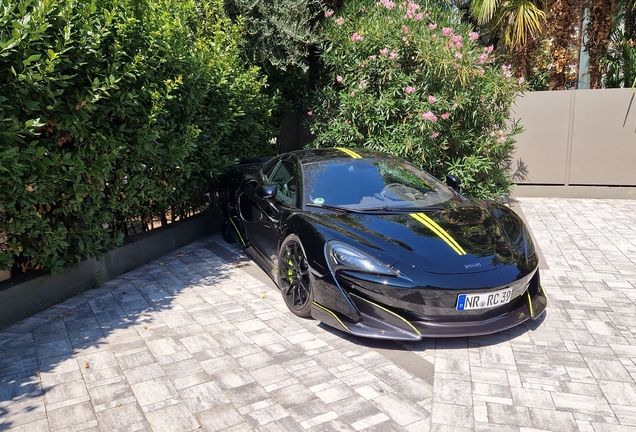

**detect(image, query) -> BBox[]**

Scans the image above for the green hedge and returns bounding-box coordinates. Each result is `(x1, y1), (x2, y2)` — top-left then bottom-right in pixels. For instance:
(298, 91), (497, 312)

(0, 0), (277, 273)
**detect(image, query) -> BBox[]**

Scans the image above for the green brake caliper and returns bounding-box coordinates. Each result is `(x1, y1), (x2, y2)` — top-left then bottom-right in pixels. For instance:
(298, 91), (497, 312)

(287, 257), (294, 284)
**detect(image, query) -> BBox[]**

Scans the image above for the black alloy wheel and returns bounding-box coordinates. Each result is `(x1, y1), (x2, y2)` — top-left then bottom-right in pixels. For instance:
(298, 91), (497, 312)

(278, 234), (313, 317)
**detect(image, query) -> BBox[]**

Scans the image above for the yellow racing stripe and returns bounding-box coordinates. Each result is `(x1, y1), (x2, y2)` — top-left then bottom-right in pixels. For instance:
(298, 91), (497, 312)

(312, 302), (349, 330)
(335, 147), (362, 159)
(410, 213), (466, 255)
(526, 291), (534, 318)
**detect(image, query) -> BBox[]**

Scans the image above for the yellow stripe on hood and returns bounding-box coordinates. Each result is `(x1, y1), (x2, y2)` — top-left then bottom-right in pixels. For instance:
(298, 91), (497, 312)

(335, 147), (362, 159)
(410, 213), (466, 255)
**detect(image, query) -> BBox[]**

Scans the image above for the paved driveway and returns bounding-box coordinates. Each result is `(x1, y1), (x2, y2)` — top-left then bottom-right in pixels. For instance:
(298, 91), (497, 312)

(1, 198), (636, 432)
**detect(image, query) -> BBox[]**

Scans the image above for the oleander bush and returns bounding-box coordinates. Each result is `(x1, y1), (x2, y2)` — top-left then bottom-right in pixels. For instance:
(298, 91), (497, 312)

(0, 0), (277, 273)
(307, 0), (524, 199)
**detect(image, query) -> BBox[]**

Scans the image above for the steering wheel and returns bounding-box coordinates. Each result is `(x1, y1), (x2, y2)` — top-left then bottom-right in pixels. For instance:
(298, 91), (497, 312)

(379, 183), (404, 200)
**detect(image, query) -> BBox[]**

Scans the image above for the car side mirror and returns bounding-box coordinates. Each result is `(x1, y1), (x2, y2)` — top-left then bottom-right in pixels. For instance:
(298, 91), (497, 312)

(445, 174), (462, 193)
(256, 184), (277, 199)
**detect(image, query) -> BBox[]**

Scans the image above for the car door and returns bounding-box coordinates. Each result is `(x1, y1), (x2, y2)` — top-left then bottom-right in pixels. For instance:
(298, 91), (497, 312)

(244, 157), (299, 265)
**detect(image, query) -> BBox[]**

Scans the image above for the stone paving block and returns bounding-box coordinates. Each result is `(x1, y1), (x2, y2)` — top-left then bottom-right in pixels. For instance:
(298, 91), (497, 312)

(196, 404), (245, 431)
(243, 401), (289, 428)
(123, 362), (165, 385)
(485, 402), (532, 428)
(372, 393), (430, 426)
(587, 358), (633, 381)
(434, 378), (473, 406)
(144, 402), (199, 432)
(179, 380), (229, 413)
(269, 382), (316, 408)
(430, 402), (474, 429)
(130, 376), (180, 409)
(224, 382), (271, 409)
(47, 401), (98, 431)
(551, 392), (615, 416)
(95, 402), (148, 431)
(43, 379), (90, 411)
(87, 380), (135, 412)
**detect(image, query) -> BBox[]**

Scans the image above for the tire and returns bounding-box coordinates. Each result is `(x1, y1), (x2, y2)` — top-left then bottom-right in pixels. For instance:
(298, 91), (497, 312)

(220, 209), (235, 244)
(277, 234), (313, 317)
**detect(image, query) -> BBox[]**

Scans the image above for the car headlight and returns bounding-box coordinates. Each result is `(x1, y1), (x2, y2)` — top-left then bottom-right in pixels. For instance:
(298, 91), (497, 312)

(325, 241), (397, 276)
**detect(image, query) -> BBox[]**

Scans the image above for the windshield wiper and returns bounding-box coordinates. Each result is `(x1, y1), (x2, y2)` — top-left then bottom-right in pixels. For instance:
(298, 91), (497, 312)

(306, 203), (391, 214)
(380, 205), (444, 212)
(307, 203), (444, 214)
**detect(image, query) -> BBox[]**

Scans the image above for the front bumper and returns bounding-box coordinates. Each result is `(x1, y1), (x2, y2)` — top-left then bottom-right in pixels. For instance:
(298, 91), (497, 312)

(311, 270), (547, 341)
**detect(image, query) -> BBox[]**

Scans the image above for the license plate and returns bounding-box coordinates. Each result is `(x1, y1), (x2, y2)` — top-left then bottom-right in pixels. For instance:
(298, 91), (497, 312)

(456, 288), (512, 311)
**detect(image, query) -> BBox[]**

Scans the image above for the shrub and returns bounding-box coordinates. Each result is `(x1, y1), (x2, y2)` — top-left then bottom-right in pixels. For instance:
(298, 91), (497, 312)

(0, 0), (277, 273)
(307, 0), (524, 199)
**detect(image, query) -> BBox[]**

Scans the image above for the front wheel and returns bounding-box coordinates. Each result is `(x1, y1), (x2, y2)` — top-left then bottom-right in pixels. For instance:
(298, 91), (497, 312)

(277, 234), (313, 317)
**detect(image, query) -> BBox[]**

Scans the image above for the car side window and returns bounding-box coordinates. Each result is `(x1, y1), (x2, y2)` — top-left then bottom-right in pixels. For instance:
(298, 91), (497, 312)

(267, 160), (298, 206)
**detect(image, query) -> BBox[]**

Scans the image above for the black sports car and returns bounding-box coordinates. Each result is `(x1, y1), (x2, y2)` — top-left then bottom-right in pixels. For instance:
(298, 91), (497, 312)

(218, 148), (546, 341)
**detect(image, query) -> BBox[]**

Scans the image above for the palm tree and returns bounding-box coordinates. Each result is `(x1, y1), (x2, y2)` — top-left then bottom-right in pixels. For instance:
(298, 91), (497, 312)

(469, 0), (546, 79)
(585, 0), (617, 88)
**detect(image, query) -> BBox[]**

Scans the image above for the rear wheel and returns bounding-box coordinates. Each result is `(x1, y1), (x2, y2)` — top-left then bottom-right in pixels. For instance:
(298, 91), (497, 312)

(278, 234), (313, 317)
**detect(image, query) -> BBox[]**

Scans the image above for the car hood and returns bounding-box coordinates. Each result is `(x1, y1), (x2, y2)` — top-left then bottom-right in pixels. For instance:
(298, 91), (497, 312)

(317, 202), (520, 275)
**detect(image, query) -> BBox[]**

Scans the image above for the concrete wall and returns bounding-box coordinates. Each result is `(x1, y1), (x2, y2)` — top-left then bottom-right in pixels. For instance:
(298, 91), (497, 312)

(510, 88), (636, 198)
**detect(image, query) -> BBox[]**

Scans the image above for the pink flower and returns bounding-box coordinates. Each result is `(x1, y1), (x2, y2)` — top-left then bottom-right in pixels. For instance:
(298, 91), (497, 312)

(380, 48), (389, 56)
(336, 17), (344, 25)
(478, 53), (488, 64)
(442, 27), (453, 36)
(389, 50), (398, 59)
(358, 79), (367, 89)
(490, 131), (496, 137)
(404, 1), (420, 19)
(336, 75), (343, 82)
(325, 10), (334, 18)
(449, 35), (463, 48)
(422, 111), (437, 121)
(405, 86), (415, 94)
(352, 32), (364, 42)
(469, 31), (479, 42)
(428, 95), (436, 103)
(378, 0), (396, 9)
(369, 55), (377, 60)
(307, 110), (313, 116)
(497, 136), (506, 143)
(502, 64), (512, 78)
(430, 132), (440, 138)
(441, 112), (450, 120)
(415, 68), (420, 73)
(485, 45), (494, 53)
(455, 52), (462, 59)
(350, 91), (356, 96)
(428, 23), (437, 30)
(402, 25), (409, 34)
(414, 13), (423, 21)
(518, 77), (525, 84)
(431, 34), (437, 39)
(453, 103), (458, 108)
(478, 69), (485, 75)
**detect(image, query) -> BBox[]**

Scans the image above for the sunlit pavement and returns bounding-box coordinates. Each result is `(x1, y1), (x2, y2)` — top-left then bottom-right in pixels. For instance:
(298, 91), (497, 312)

(1, 197), (636, 432)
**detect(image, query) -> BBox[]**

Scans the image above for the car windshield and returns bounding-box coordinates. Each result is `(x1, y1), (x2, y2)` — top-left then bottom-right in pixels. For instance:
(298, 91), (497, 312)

(302, 157), (455, 210)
